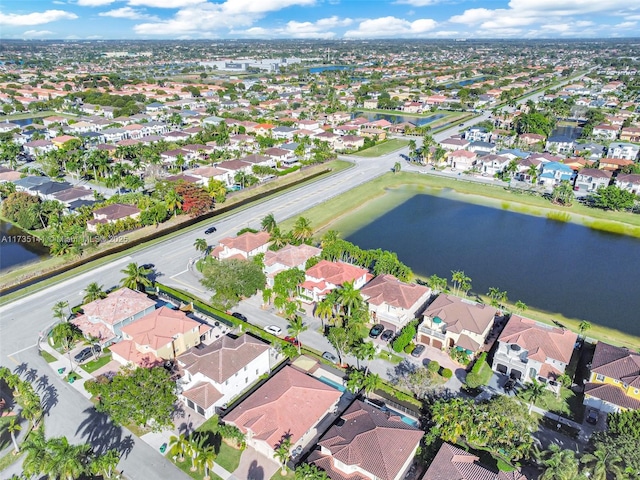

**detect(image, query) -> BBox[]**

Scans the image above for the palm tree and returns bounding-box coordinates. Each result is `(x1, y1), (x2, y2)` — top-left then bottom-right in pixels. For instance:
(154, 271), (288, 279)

(523, 379), (546, 414)
(83, 282), (106, 303)
(89, 449), (121, 479)
(274, 437), (291, 475)
(362, 373), (381, 398)
(320, 230), (339, 248)
(539, 444), (580, 480)
(514, 300), (527, 314)
(47, 436), (91, 480)
(336, 280), (363, 318)
(314, 299), (333, 330)
(451, 270), (471, 296)
(169, 433), (189, 463)
(287, 315), (307, 355)
(346, 370), (365, 394)
(427, 274), (448, 293)
(580, 445), (623, 480)
(194, 238), (209, 256)
(295, 463), (329, 480)
(8, 418), (22, 453)
(527, 164), (539, 184)
(261, 213), (277, 233)
(352, 341), (376, 374)
(165, 189), (182, 217)
(188, 435), (206, 472)
(52, 300), (70, 322)
(292, 216), (313, 243)
(22, 429), (49, 479)
(578, 321), (591, 338)
(120, 262), (153, 291)
(198, 445), (217, 480)
(393, 161), (401, 173)
(51, 322), (78, 371)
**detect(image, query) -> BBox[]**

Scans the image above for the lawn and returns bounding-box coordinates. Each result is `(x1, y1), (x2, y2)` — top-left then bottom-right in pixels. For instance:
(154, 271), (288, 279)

(195, 416), (243, 473)
(171, 455), (223, 480)
(352, 139), (409, 157)
(39, 349), (57, 363)
(518, 387), (585, 422)
(376, 350), (403, 364)
(80, 351), (112, 374)
(271, 468), (294, 479)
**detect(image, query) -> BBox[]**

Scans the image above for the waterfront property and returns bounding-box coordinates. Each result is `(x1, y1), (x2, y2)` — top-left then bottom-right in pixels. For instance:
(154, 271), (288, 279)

(299, 260), (369, 303)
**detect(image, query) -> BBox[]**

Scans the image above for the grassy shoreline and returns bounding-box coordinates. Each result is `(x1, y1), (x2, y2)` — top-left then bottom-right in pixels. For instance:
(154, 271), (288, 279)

(285, 171), (640, 349)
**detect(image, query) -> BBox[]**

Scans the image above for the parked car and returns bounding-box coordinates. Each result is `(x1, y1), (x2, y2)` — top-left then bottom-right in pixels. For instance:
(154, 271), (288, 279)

(369, 324), (384, 338)
(586, 410), (599, 425)
(284, 336), (300, 346)
(264, 325), (282, 336)
(503, 378), (516, 392)
(204, 226), (217, 234)
(231, 312), (247, 321)
(380, 329), (394, 342)
(411, 344), (426, 357)
(322, 351), (339, 364)
(74, 345), (100, 364)
(141, 263), (155, 270)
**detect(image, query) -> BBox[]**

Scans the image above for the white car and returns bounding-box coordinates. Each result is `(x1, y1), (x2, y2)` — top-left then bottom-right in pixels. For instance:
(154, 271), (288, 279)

(264, 325), (282, 336)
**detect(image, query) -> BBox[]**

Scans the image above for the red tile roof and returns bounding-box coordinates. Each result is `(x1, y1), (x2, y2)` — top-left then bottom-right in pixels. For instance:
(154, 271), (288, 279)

(424, 294), (496, 336)
(224, 366), (341, 448)
(122, 306), (200, 350)
(215, 231), (271, 255)
(585, 382), (640, 410)
(182, 381), (223, 410)
(109, 340), (162, 368)
(591, 342), (640, 387)
(80, 288), (155, 326)
(305, 260), (368, 287)
(264, 244), (321, 269)
(360, 274), (430, 310)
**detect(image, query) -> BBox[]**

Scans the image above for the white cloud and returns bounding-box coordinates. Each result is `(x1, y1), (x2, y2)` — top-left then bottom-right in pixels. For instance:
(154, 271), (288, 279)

(230, 16), (351, 39)
(220, 0), (316, 15)
(393, 0), (439, 6)
(615, 21), (637, 28)
(0, 10), (78, 26)
(344, 16), (437, 38)
(99, 7), (159, 20)
(76, 0), (116, 6)
(23, 30), (54, 37)
(127, 0), (207, 7)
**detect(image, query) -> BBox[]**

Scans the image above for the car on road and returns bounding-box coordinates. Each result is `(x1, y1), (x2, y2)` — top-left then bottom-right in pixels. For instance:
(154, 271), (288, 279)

(369, 324), (384, 338)
(74, 345), (101, 364)
(411, 344), (426, 357)
(322, 351), (339, 364)
(284, 336), (300, 346)
(264, 325), (282, 336)
(231, 312), (247, 321)
(204, 226), (217, 234)
(586, 410), (599, 425)
(141, 263), (155, 270)
(380, 329), (394, 342)
(459, 123), (465, 126)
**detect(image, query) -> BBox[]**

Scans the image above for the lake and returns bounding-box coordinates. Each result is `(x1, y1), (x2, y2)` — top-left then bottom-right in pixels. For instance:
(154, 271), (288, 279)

(444, 76), (486, 88)
(0, 220), (49, 272)
(309, 65), (353, 74)
(5, 118), (34, 126)
(353, 112), (445, 127)
(337, 188), (640, 336)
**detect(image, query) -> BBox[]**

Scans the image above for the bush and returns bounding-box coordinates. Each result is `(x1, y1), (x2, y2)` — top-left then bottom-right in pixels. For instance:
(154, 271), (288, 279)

(392, 320), (418, 353)
(427, 360), (440, 373)
(404, 343), (415, 354)
(441, 368), (453, 379)
(465, 353), (493, 388)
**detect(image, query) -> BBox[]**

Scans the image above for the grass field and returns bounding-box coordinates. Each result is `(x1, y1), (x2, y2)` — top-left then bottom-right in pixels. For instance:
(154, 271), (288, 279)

(2, 111), (76, 121)
(80, 351), (112, 374)
(352, 139), (409, 157)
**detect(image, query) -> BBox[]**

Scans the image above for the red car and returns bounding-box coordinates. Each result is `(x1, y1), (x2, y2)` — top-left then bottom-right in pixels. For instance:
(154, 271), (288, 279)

(284, 336), (300, 346)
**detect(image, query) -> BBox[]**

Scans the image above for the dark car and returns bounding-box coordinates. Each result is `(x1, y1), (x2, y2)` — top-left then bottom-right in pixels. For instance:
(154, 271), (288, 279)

(231, 312), (247, 321)
(411, 344), (426, 357)
(204, 226), (217, 234)
(74, 345), (100, 364)
(284, 336), (300, 346)
(141, 263), (155, 270)
(586, 410), (599, 425)
(369, 324), (384, 338)
(380, 329), (394, 342)
(503, 378), (516, 392)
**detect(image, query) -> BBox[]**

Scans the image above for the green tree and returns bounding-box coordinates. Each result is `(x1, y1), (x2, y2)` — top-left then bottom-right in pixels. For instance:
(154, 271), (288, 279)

(51, 322), (80, 371)
(362, 372), (381, 398)
(120, 262), (153, 291)
(591, 185), (637, 211)
(314, 298), (334, 330)
(451, 270), (471, 296)
(336, 280), (363, 318)
(197, 444), (217, 480)
(352, 341), (376, 374)
(261, 213), (277, 233)
(52, 300), (70, 322)
(427, 274), (448, 292)
(46, 436), (91, 480)
(8, 418), (22, 453)
(83, 282), (106, 303)
(169, 433), (189, 463)
(578, 321), (591, 337)
(515, 300), (527, 314)
(194, 238), (209, 256)
(522, 379), (546, 414)
(274, 437), (291, 475)
(292, 216), (313, 243)
(200, 258), (266, 309)
(206, 178), (227, 203)
(295, 463), (329, 480)
(551, 180), (574, 206)
(327, 327), (352, 365)
(85, 365), (177, 431)
(164, 188), (182, 216)
(393, 161), (401, 173)
(89, 449), (121, 479)
(287, 315), (307, 354)
(580, 445), (623, 480)
(539, 444), (580, 480)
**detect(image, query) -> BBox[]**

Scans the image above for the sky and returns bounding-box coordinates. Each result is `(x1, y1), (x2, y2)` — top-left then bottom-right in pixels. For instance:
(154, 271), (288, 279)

(0, 0), (639, 41)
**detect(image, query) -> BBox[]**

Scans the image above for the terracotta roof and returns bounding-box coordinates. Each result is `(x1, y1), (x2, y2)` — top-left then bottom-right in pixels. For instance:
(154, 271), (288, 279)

(81, 288), (156, 326)
(498, 315), (577, 365)
(305, 260), (368, 287)
(263, 244), (322, 269)
(423, 294), (496, 336)
(237, 154), (272, 164)
(179, 334), (270, 383)
(70, 314), (116, 343)
(182, 381), (223, 410)
(92, 203), (140, 220)
(591, 342), (640, 387)
(312, 400), (422, 480)
(217, 231), (271, 255)
(109, 339), (162, 368)
(360, 274), (430, 310)
(217, 159), (252, 171)
(224, 366), (341, 448)
(585, 382), (640, 410)
(121, 306), (200, 350)
(421, 443), (528, 480)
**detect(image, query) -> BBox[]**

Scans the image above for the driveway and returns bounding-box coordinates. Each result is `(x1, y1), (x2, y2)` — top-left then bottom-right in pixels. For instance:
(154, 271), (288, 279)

(234, 446), (279, 480)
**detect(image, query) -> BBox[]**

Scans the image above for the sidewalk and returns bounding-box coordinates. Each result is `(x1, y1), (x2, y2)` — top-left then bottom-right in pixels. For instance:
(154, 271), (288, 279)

(38, 338), (92, 400)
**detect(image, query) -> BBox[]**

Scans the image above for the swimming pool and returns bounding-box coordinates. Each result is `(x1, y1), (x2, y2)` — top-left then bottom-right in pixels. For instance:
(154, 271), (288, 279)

(317, 375), (347, 392)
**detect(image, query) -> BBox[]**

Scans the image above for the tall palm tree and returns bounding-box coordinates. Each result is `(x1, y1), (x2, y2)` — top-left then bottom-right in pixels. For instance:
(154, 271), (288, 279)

(120, 262), (153, 291)
(47, 436), (91, 480)
(89, 449), (121, 479)
(261, 213), (277, 233)
(51, 322), (78, 371)
(52, 300), (70, 322)
(336, 280), (363, 318)
(314, 299), (333, 330)
(515, 300), (527, 314)
(451, 270), (471, 296)
(83, 282), (106, 303)
(352, 341), (376, 374)
(188, 435), (206, 472)
(580, 446), (623, 480)
(292, 216), (313, 243)
(523, 379), (546, 414)
(362, 373), (381, 399)
(22, 429), (50, 479)
(8, 418), (21, 453)
(578, 321), (591, 338)
(169, 433), (189, 463)
(198, 445), (217, 480)
(287, 315), (307, 355)
(274, 437), (291, 475)
(194, 238), (209, 256)
(539, 444), (579, 480)
(165, 189), (182, 217)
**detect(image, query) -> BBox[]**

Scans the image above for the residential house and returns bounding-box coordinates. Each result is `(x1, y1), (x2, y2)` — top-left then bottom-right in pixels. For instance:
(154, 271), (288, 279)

(479, 154), (511, 176)
(237, 154), (275, 169)
(574, 142), (605, 162)
(70, 288), (156, 344)
(615, 173), (640, 195)
(23, 140), (55, 156)
(87, 203), (141, 232)
(448, 150), (477, 170)
(223, 365), (342, 459)
(32, 181), (74, 201)
(52, 187), (94, 206)
(465, 127), (491, 143)
(300, 260), (370, 303)
(468, 141), (497, 155)
(584, 342), (640, 412)
(422, 443), (528, 480)
(607, 142), (639, 161)
(51, 135), (79, 148)
(620, 127), (640, 143)
(110, 306), (204, 368)
(545, 135), (575, 155)
(187, 166), (229, 187)
(575, 168), (612, 192)
(210, 231), (271, 260)
(492, 315), (577, 386)
(599, 157), (634, 173)
(363, 99), (378, 109)
(263, 148), (291, 163)
(271, 126), (297, 140)
(335, 135), (365, 151)
(519, 133), (545, 146)
(418, 294), (497, 353)
(592, 124), (619, 141)
(538, 162), (574, 187)
(263, 244), (322, 287)
(13, 175), (50, 192)
(360, 274), (431, 333)
(178, 334), (271, 418)
(440, 137), (470, 151)
(308, 400), (423, 480)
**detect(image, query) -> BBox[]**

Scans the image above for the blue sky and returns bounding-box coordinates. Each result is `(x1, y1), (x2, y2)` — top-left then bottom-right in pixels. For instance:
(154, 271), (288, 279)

(1, 1), (639, 40)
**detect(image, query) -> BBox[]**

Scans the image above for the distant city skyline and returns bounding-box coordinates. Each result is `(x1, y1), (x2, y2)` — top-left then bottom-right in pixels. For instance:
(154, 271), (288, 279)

(0, 0), (639, 41)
